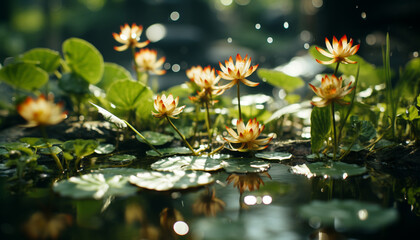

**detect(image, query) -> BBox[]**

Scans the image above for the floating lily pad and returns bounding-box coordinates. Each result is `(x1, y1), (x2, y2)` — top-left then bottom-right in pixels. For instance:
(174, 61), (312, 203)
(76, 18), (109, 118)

(95, 143), (115, 154)
(299, 200), (398, 232)
(136, 131), (174, 146)
(109, 154), (136, 162)
(222, 158), (270, 173)
(255, 152), (292, 161)
(129, 170), (214, 191)
(53, 173), (138, 200)
(20, 137), (63, 148)
(306, 153), (325, 159)
(151, 154), (230, 172)
(93, 167), (145, 177)
(290, 162), (367, 179)
(146, 147), (192, 157)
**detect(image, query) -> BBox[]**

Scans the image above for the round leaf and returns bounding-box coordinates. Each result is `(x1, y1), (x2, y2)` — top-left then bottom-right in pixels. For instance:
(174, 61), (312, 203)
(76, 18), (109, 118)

(106, 79), (153, 110)
(146, 147), (192, 157)
(290, 162), (367, 179)
(0, 62), (48, 91)
(151, 154), (230, 172)
(62, 38), (104, 84)
(61, 139), (99, 159)
(96, 62), (132, 91)
(299, 200), (398, 232)
(129, 170), (214, 191)
(21, 48), (61, 73)
(136, 131), (174, 146)
(255, 152), (292, 161)
(222, 158), (270, 173)
(95, 143), (115, 154)
(257, 68), (304, 92)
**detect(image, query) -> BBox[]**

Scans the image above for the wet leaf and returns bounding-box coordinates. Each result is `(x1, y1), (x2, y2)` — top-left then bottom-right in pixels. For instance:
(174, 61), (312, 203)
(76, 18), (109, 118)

(222, 158), (270, 173)
(90, 102), (127, 128)
(257, 68), (304, 92)
(21, 48), (61, 73)
(299, 200), (398, 232)
(129, 170), (214, 191)
(151, 154), (230, 172)
(96, 62), (132, 91)
(255, 152), (292, 161)
(94, 143), (115, 154)
(136, 131), (174, 146)
(53, 173), (138, 199)
(146, 147), (192, 157)
(62, 38), (104, 84)
(109, 154), (136, 162)
(290, 162), (367, 179)
(61, 139), (99, 159)
(0, 62), (48, 91)
(310, 106), (331, 153)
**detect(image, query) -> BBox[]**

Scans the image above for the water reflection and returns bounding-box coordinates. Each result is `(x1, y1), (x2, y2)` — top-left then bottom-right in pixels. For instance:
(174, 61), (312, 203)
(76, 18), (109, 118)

(309, 228), (346, 240)
(226, 172), (271, 194)
(23, 211), (72, 240)
(192, 187), (226, 217)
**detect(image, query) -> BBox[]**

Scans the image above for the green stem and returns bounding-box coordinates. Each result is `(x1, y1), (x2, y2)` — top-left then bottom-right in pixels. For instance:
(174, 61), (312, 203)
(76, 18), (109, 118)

(166, 116), (197, 155)
(124, 120), (162, 156)
(40, 126), (64, 172)
(333, 62), (340, 76)
(237, 82), (242, 120)
(331, 103), (337, 161)
(204, 100), (213, 146)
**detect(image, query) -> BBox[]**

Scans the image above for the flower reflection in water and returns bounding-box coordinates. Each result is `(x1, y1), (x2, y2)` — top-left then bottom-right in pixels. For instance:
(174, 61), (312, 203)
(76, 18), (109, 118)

(193, 188), (226, 217)
(160, 207), (189, 237)
(125, 202), (160, 240)
(309, 228), (346, 240)
(23, 211), (72, 240)
(226, 172), (271, 194)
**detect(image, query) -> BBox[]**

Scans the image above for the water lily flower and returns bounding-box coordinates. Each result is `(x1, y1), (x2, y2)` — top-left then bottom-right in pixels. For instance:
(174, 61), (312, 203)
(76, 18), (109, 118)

(113, 23), (150, 51)
(17, 94), (67, 127)
(218, 54), (259, 89)
(315, 35), (360, 65)
(309, 75), (354, 107)
(152, 94), (185, 119)
(134, 48), (166, 75)
(224, 118), (275, 151)
(186, 65), (204, 82)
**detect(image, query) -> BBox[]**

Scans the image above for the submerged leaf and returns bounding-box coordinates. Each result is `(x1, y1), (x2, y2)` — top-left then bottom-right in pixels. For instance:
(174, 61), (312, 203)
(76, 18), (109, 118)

(129, 170), (214, 191)
(299, 200), (398, 232)
(290, 162), (367, 179)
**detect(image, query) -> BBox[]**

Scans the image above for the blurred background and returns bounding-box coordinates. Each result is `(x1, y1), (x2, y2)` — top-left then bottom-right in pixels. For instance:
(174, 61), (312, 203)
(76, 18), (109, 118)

(0, 0), (419, 91)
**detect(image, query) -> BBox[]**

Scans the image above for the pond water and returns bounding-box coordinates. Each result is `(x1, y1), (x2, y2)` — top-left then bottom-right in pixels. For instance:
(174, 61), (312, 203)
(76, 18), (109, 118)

(1, 154), (419, 240)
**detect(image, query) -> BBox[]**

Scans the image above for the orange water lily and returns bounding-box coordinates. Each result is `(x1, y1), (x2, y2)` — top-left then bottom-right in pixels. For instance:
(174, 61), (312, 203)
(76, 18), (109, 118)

(195, 66), (224, 96)
(113, 23), (150, 52)
(134, 48), (166, 75)
(224, 118), (275, 151)
(315, 35), (360, 65)
(152, 94), (185, 119)
(186, 65), (204, 82)
(218, 54), (259, 89)
(17, 95), (67, 127)
(309, 75), (354, 107)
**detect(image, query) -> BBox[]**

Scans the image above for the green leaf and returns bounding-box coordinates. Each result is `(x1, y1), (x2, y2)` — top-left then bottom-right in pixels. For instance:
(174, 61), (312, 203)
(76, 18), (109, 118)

(20, 137), (62, 148)
(405, 105), (420, 121)
(108, 154), (136, 162)
(255, 151), (292, 161)
(94, 143), (115, 154)
(61, 139), (99, 159)
(136, 131), (174, 146)
(106, 79), (153, 110)
(59, 73), (90, 94)
(62, 38), (104, 84)
(21, 48), (61, 73)
(310, 106), (331, 153)
(53, 173), (138, 199)
(39, 146), (62, 155)
(222, 158), (270, 173)
(129, 170), (214, 191)
(90, 102), (127, 128)
(0, 62), (48, 91)
(299, 200), (398, 232)
(257, 68), (304, 92)
(0, 142), (31, 150)
(349, 116), (377, 143)
(151, 154), (230, 172)
(168, 126), (195, 140)
(146, 147), (192, 157)
(290, 162), (367, 179)
(96, 62), (132, 91)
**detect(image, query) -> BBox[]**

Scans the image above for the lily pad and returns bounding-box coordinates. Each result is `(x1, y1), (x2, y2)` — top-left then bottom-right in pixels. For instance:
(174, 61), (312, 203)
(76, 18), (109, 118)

(94, 168), (145, 177)
(109, 154), (136, 162)
(290, 162), (367, 179)
(151, 154), (230, 172)
(95, 143), (116, 154)
(146, 147), (192, 157)
(255, 152), (292, 161)
(129, 170), (214, 191)
(222, 158), (270, 173)
(53, 173), (138, 200)
(299, 200), (398, 232)
(136, 131), (174, 146)
(20, 137), (63, 148)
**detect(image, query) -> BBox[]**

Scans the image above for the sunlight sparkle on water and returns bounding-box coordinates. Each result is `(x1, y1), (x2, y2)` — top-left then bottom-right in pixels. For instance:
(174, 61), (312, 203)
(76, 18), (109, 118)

(220, 0), (233, 6)
(267, 37), (273, 43)
(262, 195), (272, 205)
(173, 221), (189, 235)
(413, 51), (419, 58)
(227, 37), (232, 43)
(244, 195), (257, 205)
(255, 23), (261, 29)
(170, 11), (180, 21)
(358, 209), (368, 220)
(283, 22), (289, 29)
(172, 64), (181, 72)
(146, 23), (166, 42)
(361, 12), (367, 19)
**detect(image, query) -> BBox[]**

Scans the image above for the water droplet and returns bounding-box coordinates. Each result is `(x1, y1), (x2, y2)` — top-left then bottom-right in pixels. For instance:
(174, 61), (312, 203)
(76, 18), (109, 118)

(255, 23), (261, 30)
(283, 22), (289, 29)
(170, 11), (180, 21)
(267, 37), (273, 43)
